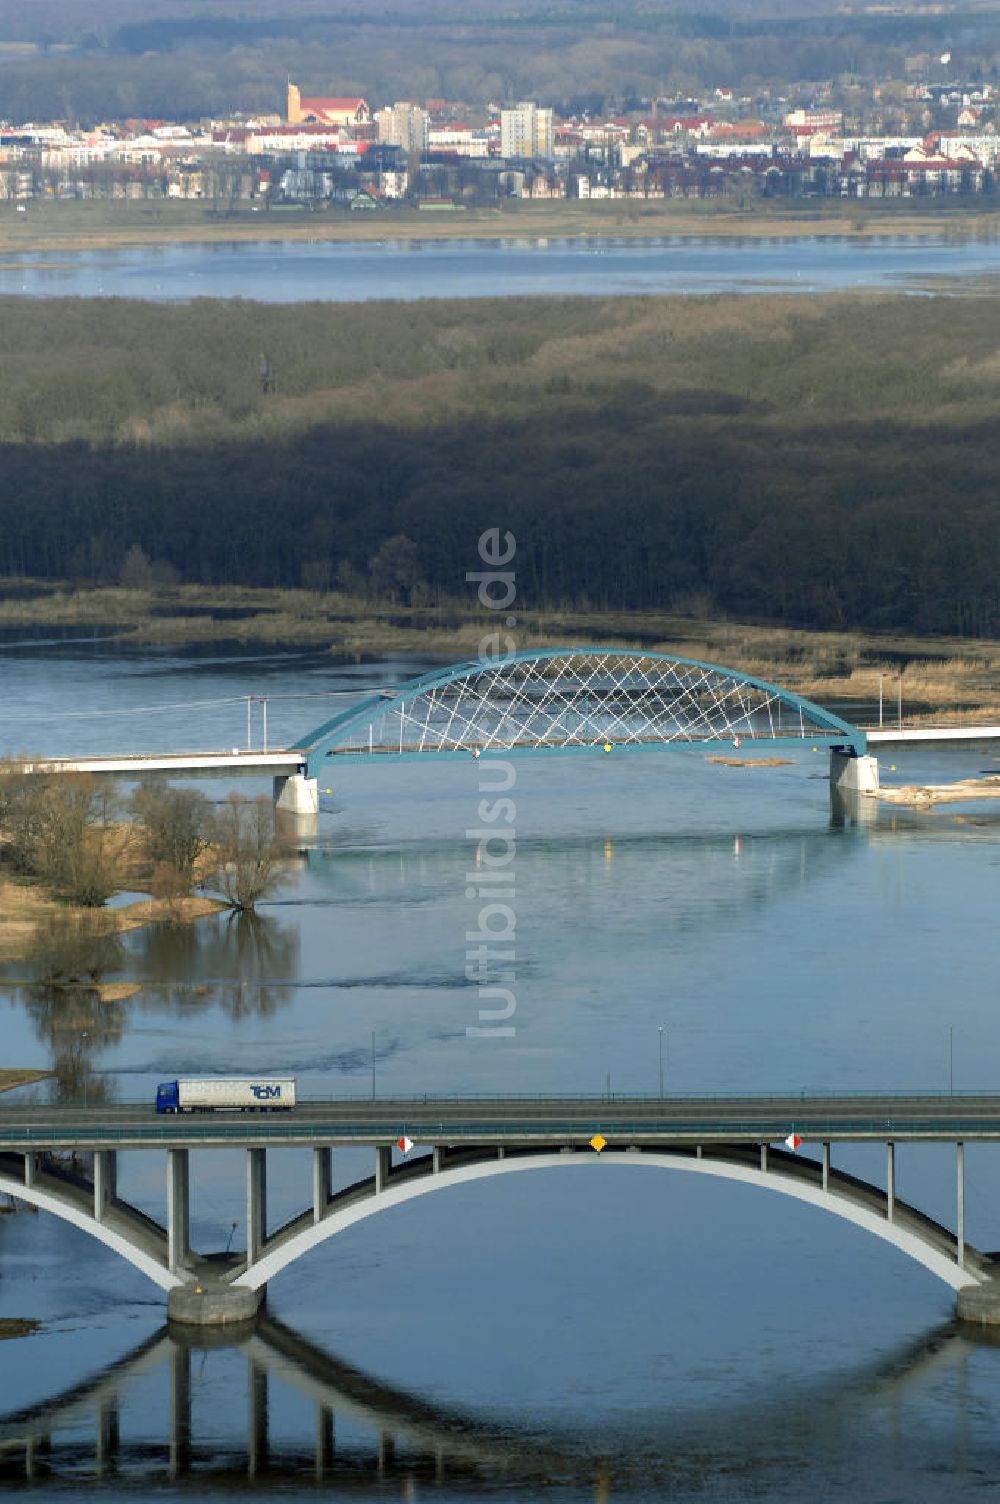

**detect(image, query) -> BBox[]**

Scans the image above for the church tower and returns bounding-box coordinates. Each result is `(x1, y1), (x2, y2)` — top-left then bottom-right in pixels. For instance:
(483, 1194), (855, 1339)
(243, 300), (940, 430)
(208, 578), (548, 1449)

(287, 82), (302, 124)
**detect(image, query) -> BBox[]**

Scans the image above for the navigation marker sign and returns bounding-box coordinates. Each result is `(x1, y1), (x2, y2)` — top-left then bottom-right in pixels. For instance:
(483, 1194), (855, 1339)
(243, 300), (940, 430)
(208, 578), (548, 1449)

(784, 1132), (802, 1151)
(590, 1134), (607, 1153)
(397, 1135), (413, 1154)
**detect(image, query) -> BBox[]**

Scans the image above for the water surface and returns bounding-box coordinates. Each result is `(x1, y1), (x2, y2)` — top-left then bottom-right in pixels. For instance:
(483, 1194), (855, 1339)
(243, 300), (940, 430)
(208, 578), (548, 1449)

(3, 232), (1000, 300)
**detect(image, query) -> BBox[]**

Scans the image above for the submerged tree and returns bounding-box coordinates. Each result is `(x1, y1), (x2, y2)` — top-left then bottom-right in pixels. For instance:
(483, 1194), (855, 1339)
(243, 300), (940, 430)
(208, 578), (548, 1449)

(27, 910), (125, 989)
(211, 795), (286, 913)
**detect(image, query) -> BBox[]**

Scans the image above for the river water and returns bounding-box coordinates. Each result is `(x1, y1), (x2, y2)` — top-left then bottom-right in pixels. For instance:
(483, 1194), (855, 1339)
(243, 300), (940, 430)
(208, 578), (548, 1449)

(2, 634), (1000, 1500)
(3, 231), (1000, 300)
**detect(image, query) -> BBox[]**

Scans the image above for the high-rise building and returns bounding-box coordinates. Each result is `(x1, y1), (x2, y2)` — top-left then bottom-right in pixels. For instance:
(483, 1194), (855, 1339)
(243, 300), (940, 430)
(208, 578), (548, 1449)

(501, 101), (553, 159)
(534, 107), (554, 159)
(377, 102), (430, 154)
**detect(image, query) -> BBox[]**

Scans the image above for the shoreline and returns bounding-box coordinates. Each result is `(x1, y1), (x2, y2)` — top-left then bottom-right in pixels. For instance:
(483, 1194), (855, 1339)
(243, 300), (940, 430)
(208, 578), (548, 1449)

(0, 876), (226, 971)
(1, 201), (999, 257)
(0, 583), (997, 723)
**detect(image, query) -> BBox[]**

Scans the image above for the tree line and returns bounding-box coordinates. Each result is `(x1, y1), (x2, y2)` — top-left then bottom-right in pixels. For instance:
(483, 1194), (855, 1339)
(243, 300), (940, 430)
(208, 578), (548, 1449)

(2, 0), (999, 123)
(0, 291), (997, 637)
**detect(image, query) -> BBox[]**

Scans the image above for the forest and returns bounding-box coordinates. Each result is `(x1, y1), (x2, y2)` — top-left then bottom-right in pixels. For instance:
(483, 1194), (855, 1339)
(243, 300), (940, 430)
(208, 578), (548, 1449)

(1, 0), (999, 122)
(0, 289), (998, 638)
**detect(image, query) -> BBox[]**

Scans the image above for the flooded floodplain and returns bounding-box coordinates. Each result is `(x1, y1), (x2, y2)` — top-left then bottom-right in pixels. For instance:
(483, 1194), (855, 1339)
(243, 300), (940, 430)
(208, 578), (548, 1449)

(1, 634), (1000, 1499)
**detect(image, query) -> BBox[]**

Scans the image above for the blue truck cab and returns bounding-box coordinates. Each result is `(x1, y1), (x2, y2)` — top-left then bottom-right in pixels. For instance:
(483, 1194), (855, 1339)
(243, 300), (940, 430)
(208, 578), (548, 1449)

(156, 1081), (179, 1113)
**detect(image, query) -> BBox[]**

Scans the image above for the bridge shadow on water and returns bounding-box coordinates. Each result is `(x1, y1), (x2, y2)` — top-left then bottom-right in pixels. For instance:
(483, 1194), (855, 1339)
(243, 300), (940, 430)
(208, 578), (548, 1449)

(1, 1308), (998, 1495)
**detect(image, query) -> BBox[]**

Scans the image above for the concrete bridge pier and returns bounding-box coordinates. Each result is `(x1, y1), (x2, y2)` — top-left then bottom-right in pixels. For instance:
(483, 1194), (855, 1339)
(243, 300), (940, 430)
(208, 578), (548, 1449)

(830, 748), (879, 797)
(167, 1280), (264, 1326)
(956, 1283), (1000, 1324)
(93, 1151), (117, 1223)
(165, 1147), (268, 1326)
(273, 772), (319, 816)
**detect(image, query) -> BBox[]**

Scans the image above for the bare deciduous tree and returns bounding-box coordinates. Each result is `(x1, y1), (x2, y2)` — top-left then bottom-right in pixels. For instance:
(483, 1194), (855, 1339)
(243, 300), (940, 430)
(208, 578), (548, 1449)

(0, 765), (125, 906)
(132, 783), (211, 893)
(211, 795), (286, 912)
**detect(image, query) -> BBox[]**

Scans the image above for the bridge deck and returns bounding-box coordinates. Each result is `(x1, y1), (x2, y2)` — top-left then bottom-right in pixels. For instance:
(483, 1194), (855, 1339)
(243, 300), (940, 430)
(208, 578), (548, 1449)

(22, 750), (303, 776)
(4, 1095), (1000, 1150)
(22, 724), (1000, 779)
(866, 726), (1000, 745)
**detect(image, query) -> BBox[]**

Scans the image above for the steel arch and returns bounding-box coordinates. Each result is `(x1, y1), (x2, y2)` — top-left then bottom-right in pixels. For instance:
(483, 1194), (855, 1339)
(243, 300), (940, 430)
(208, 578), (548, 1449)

(294, 647), (865, 777)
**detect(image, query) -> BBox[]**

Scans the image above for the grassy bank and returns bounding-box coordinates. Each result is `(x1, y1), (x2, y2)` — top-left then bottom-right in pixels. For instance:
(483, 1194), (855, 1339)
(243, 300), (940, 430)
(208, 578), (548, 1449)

(0, 868), (224, 973)
(1, 582), (998, 724)
(0, 1069), (52, 1094)
(1, 197), (999, 255)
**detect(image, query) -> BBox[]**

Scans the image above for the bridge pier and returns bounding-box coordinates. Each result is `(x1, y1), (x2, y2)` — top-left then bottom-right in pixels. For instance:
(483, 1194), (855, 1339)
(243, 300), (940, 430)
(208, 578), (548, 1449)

(168, 1283), (263, 1325)
(167, 1149), (190, 1273)
(375, 1146), (392, 1193)
(830, 748), (879, 796)
(247, 1148), (267, 1264)
(273, 772), (318, 815)
(312, 1147), (332, 1223)
(956, 1282), (1000, 1324)
(93, 1150), (117, 1223)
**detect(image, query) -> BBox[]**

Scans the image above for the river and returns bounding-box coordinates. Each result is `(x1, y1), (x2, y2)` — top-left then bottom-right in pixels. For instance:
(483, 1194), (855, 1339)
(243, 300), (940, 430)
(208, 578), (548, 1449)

(1, 634), (1000, 1500)
(3, 231), (1000, 300)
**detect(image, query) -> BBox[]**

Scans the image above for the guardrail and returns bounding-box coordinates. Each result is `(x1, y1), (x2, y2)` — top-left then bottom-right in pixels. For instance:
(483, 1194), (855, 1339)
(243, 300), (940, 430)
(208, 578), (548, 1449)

(4, 1090), (1000, 1108)
(3, 1116), (1000, 1144)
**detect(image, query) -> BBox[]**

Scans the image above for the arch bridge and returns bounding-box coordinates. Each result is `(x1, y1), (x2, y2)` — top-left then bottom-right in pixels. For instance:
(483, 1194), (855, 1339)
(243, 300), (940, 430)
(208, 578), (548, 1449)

(275, 647), (876, 811)
(293, 647), (866, 772)
(19, 648), (878, 812)
(0, 1094), (997, 1327)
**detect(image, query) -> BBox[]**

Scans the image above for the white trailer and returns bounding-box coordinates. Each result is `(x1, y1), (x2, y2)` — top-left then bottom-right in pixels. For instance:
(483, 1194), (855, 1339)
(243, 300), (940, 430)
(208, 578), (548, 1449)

(156, 1077), (296, 1112)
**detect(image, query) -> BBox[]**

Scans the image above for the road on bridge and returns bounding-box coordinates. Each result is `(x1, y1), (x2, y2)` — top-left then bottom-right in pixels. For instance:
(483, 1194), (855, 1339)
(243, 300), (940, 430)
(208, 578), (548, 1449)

(4, 1095), (1000, 1149)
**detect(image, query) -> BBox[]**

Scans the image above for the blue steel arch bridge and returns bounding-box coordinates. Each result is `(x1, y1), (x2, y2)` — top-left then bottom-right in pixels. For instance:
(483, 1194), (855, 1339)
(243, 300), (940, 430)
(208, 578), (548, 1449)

(293, 647), (866, 778)
(22, 646), (882, 812)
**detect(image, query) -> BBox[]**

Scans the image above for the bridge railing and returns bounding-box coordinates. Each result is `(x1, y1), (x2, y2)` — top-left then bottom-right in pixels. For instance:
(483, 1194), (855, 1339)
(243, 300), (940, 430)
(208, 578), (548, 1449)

(3, 1089), (998, 1110)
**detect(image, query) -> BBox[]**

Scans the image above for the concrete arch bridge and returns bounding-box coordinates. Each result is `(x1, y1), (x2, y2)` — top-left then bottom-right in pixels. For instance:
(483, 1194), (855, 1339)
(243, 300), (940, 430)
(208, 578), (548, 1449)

(1, 1095), (999, 1328)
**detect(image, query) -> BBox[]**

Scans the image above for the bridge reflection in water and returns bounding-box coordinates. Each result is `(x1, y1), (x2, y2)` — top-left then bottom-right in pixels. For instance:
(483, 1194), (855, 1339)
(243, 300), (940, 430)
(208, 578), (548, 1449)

(0, 1312), (996, 1492)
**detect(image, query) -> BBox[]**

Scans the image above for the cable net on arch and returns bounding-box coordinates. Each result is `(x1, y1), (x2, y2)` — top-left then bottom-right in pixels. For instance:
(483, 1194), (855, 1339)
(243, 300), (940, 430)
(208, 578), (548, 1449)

(328, 652), (837, 756)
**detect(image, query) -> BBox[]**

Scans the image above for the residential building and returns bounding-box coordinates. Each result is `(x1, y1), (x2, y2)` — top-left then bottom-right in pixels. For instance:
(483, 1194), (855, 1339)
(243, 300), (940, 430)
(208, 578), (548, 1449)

(500, 101), (554, 159)
(377, 102), (429, 154)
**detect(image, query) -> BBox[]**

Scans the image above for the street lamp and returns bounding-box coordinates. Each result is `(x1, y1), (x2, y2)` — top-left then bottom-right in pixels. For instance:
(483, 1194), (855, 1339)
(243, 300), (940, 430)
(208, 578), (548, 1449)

(81, 1030), (89, 1109)
(658, 1026), (664, 1098)
(371, 1030), (376, 1100)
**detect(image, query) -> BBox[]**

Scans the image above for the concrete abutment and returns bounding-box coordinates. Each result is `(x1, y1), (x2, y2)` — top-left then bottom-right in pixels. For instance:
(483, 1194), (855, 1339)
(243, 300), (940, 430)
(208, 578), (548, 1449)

(273, 772), (319, 815)
(830, 749), (879, 796)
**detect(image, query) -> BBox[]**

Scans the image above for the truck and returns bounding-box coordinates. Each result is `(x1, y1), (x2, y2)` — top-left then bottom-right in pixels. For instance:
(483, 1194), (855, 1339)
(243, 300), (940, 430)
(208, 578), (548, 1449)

(155, 1078), (297, 1113)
